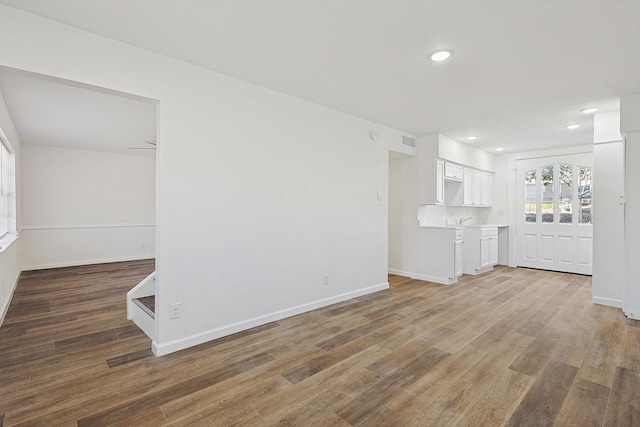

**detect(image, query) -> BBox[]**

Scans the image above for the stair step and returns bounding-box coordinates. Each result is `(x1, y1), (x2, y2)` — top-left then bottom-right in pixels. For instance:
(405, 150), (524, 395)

(132, 296), (155, 319)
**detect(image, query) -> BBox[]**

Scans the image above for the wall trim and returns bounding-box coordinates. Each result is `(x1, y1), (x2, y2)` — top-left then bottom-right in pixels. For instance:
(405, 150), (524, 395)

(593, 139), (624, 146)
(387, 269), (416, 278)
(21, 254), (155, 271)
(414, 273), (456, 285)
(0, 270), (21, 327)
(152, 281), (390, 357)
(21, 223), (155, 231)
(624, 309), (640, 321)
(592, 296), (623, 309)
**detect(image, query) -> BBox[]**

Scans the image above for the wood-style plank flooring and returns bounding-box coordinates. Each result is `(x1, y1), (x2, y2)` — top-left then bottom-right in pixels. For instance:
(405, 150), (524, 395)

(1, 260), (639, 426)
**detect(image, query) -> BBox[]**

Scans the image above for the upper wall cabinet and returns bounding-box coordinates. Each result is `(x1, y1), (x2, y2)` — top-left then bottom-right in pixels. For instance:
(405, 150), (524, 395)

(446, 166), (493, 207)
(418, 158), (444, 205)
(481, 171), (493, 206)
(444, 162), (463, 181)
(417, 134), (494, 206)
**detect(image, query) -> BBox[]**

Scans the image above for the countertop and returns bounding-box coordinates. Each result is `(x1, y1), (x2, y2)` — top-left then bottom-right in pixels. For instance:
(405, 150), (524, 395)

(460, 224), (509, 228)
(419, 224), (508, 229)
(419, 225), (463, 230)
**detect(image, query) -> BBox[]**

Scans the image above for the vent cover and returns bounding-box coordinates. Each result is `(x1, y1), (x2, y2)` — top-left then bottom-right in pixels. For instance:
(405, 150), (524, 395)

(402, 136), (416, 147)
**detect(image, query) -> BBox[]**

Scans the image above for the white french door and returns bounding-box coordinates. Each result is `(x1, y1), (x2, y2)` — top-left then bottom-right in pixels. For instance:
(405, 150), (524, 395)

(516, 153), (593, 275)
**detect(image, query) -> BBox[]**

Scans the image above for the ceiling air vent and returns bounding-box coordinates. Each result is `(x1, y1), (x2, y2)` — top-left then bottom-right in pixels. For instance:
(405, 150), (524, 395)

(402, 136), (416, 147)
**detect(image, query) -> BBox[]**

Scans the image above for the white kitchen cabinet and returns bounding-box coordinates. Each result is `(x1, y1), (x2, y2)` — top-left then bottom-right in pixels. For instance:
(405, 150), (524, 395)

(463, 167), (482, 206)
(417, 226), (464, 285)
(480, 235), (498, 269)
(472, 169), (482, 205)
(418, 158), (444, 205)
(480, 236), (490, 269)
(458, 167), (493, 207)
(481, 172), (493, 206)
(416, 134), (493, 207)
(444, 162), (463, 181)
(416, 134), (495, 207)
(436, 160), (444, 205)
(463, 168), (473, 205)
(463, 226), (499, 275)
(454, 239), (463, 277)
(488, 234), (499, 266)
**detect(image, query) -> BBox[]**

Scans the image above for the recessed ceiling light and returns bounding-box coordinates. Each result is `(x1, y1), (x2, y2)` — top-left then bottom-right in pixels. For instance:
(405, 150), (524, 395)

(566, 124), (580, 130)
(495, 148), (504, 151)
(430, 50), (453, 62)
(581, 107), (598, 114)
(467, 136), (477, 141)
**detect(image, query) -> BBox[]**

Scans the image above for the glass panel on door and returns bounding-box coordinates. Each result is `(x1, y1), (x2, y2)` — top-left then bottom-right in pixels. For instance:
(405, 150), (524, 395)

(541, 165), (554, 223)
(524, 169), (536, 223)
(559, 164), (573, 224)
(578, 166), (592, 224)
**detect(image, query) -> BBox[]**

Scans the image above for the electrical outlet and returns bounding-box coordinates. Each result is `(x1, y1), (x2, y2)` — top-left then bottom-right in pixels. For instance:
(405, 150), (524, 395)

(323, 274), (329, 286)
(170, 302), (182, 319)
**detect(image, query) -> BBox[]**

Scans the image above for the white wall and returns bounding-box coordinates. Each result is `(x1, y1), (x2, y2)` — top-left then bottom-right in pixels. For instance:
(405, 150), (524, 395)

(0, 88), (21, 325)
(388, 156), (418, 277)
(592, 110), (624, 307)
(19, 144), (155, 270)
(0, 5), (408, 354)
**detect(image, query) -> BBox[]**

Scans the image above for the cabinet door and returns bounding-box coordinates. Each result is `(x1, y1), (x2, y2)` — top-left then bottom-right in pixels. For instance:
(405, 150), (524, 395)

(454, 240), (463, 277)
(445, 163), (464, 181)
(481, 172), (493, 206)
(444, 162), (455, 179)
(472, 169), (482, 205)
(464, 168), (482, 206)
(480, 237), (490, 268)
(436, 160), (444, 205)
(489, 236), (499, 265)
(418, 157), (443, 205)
(454, 164), (464, 180)
(463, 168), (473, 205)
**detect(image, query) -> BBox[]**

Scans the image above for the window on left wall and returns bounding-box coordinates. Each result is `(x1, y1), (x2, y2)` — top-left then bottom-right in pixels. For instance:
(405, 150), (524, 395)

(0, 132), (15, 240)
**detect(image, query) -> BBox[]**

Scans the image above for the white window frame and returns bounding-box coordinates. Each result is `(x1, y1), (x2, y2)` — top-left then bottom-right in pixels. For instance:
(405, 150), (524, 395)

(0, 128), (16, 249)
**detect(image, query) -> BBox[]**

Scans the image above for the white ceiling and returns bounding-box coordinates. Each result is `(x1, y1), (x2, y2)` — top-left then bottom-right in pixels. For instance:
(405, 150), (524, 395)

(0, 67), (157, 157)
(1, 0), (639, 154)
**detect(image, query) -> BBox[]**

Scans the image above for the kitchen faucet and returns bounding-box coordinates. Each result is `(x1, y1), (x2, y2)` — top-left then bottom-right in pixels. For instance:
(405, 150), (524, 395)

(459, 216), (472, 225)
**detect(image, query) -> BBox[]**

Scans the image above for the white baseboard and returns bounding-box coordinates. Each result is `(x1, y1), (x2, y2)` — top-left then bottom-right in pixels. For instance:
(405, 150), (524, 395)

(387, 269), (416, 278)
(0, 271), (21, 327)
(152, 282), (389, 357)
(463, 266), (494, 276)
(624, 312), (640, 320)
(624, 308), (640, 320)
(592, 296), (623, 308)
(414, 273), (456, 285)
(21, 255), (155, 271)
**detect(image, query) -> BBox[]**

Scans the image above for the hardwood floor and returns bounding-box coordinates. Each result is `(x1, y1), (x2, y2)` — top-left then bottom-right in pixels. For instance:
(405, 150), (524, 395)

(1, 261), (639, 426)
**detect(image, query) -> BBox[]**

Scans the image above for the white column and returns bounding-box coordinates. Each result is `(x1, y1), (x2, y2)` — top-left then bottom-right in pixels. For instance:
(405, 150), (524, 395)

(592, 110), (624, 307)
(621, 93), (640, 319)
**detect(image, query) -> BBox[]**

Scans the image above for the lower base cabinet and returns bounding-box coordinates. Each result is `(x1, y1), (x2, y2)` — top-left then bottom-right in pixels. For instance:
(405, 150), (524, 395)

(417, 226), (464, 285)
(454, 239), (463, 277)
(463, 227), (499, 275)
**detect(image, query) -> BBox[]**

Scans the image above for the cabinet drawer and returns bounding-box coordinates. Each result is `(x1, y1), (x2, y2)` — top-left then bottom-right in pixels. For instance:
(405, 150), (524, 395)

(480, 227), (498, 237)
(455, 229), (464, 240)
